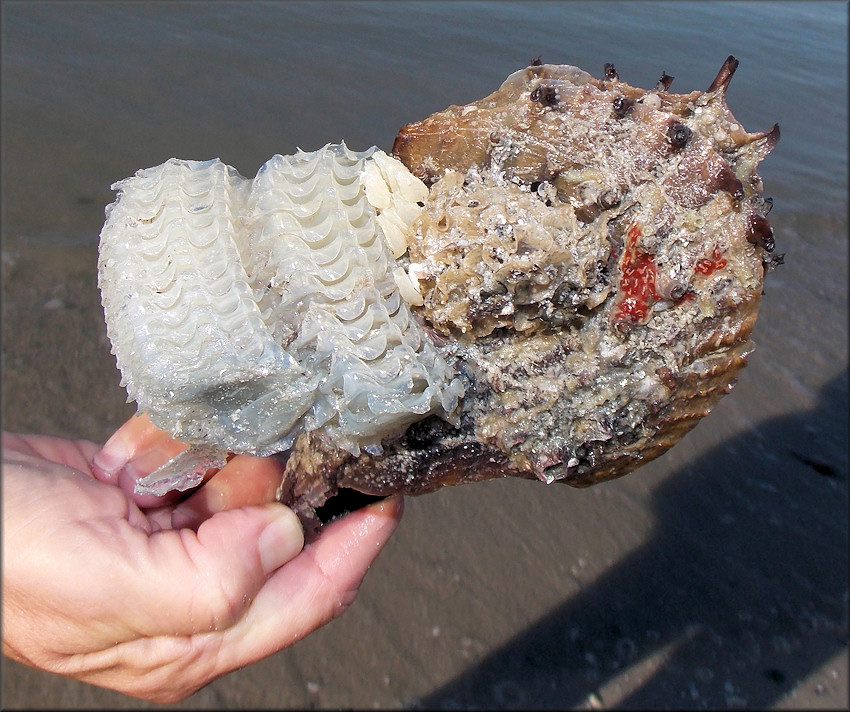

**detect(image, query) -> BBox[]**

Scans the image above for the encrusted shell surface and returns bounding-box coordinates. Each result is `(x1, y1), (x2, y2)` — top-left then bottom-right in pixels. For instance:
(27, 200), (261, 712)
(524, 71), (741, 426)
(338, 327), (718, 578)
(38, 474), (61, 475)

(281, 58), (779, 527)
(98, 59), (779, 526)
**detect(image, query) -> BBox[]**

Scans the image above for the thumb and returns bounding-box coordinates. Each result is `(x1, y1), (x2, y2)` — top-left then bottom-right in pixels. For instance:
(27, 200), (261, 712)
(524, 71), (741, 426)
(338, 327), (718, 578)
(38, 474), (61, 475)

(210, 496), (404, 672)
(137, 504), (305, 638)
(194, 503), (305, 579)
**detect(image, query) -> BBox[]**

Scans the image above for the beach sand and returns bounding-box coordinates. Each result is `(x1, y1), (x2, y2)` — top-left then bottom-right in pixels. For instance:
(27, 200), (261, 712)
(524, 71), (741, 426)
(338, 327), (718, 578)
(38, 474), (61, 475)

(2, 234), (846, 708)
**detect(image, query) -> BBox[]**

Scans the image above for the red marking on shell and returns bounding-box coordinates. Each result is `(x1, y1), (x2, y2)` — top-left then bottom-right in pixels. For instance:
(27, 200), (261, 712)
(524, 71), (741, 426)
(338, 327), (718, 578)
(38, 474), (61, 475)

(613, 223), (658, 326)
(694, 248), (728, 276)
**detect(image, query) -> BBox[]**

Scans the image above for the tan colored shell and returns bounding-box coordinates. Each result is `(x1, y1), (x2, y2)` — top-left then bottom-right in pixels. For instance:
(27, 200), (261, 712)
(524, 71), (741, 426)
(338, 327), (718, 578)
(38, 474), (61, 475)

(281, 58), (780, 530)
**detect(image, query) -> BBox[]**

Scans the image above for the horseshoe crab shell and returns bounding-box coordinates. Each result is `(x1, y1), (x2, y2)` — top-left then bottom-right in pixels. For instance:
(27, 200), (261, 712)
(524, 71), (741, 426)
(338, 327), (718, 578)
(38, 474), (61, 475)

(98, 58), (779, 527)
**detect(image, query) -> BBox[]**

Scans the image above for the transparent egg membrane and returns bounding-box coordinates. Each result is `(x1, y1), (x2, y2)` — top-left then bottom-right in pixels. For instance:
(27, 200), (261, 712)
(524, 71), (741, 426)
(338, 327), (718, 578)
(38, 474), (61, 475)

(97, 143), (463, 495)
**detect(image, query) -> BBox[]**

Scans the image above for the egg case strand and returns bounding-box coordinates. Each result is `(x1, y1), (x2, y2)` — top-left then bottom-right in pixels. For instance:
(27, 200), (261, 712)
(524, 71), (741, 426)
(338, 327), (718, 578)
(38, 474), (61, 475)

(97, 143), (463, 495)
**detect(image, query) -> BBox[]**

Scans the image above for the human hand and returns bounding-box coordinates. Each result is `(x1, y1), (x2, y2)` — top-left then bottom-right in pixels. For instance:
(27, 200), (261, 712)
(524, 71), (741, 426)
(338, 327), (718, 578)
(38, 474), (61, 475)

(2, 416), (403, 702)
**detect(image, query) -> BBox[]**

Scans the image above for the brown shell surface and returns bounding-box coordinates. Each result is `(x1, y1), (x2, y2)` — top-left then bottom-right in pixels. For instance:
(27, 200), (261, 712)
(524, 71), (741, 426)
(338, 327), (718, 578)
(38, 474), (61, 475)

(281, 58), (780, 530)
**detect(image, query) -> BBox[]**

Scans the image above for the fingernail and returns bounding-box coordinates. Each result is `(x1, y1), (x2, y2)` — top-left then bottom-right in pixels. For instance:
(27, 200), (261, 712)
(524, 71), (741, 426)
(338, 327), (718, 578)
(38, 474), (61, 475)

(381, 495), (405, 518)
(91, 435), (131, 478)
(170, 501), (204, 530)
(258, 505), (304, 574)
(171, 483), (227, 529)
(364, 495), (405, 525)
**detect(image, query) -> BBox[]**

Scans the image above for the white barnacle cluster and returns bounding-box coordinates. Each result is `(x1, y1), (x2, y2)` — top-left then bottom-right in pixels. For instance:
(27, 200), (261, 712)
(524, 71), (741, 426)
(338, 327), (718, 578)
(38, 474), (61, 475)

(98, 143), (463, 487)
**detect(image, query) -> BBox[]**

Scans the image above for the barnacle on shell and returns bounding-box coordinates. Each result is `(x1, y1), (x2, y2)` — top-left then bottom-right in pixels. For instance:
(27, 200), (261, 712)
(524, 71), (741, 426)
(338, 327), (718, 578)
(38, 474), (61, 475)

(98, 58), (779, 528)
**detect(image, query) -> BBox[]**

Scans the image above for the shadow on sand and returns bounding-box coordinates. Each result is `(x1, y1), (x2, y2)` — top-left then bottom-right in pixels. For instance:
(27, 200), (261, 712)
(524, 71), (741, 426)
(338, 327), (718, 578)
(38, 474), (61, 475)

(419, 370), (848, 709)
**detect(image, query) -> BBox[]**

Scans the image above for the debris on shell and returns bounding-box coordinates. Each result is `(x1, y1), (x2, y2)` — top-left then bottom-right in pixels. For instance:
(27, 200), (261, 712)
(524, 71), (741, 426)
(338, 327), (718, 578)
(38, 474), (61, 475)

(97, 58), (779, 529)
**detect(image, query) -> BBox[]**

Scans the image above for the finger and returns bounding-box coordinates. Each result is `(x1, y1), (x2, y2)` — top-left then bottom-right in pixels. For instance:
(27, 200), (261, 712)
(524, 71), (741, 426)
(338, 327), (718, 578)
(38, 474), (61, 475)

(92, 413), (177, 482)
(3, 431), (102, 473)
(91, 414), (195, 508)
(215, 496), (404, 671)
(169, 454), (287, 530)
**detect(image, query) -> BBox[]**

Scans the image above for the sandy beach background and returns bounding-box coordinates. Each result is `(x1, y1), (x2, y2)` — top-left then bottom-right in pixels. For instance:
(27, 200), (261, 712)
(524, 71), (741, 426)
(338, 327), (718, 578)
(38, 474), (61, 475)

(2, 2), (847, 708)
